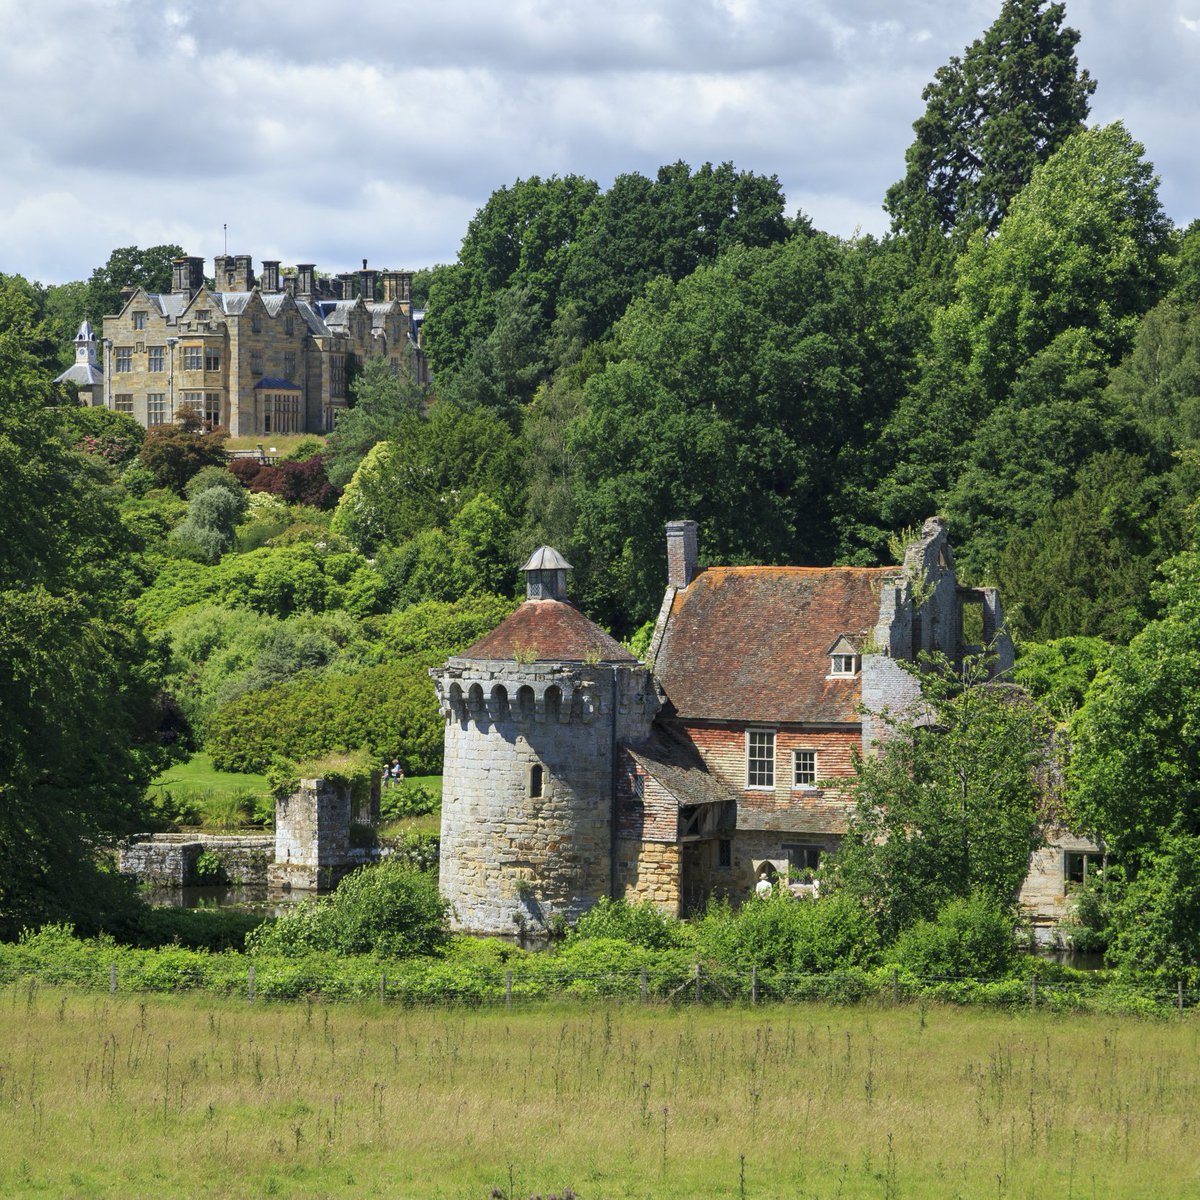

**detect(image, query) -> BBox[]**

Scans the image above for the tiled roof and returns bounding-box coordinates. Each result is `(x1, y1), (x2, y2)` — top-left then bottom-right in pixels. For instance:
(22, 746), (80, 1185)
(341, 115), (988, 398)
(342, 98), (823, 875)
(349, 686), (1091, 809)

(627, 726), (737, 809)
(654, 566), (895, 725)
(454, 599), (636, 663)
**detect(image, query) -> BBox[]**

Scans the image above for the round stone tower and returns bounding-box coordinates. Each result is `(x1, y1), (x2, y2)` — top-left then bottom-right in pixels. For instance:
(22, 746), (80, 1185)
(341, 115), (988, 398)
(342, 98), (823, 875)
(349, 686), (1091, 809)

(432, 547), (658, 935)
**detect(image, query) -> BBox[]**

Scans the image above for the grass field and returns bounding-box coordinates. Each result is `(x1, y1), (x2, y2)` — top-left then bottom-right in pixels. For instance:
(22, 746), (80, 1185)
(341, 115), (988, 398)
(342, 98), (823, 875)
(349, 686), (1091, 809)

(2, 988), (1198, 1199)
(153, 752), (270, 800)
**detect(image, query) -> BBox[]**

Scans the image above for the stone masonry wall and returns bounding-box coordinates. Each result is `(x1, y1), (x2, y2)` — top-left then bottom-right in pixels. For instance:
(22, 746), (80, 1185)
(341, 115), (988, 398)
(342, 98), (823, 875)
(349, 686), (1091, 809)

(270, 777), (354, 891)
(615, 838), (682, 914)
(119, 833), (273, 887)
(434, 660), (657, 935)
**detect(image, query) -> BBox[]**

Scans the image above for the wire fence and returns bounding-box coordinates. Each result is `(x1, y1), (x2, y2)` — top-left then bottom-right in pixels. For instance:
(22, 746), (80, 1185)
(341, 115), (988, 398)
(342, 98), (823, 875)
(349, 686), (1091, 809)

(1, 957), (1195, 1019)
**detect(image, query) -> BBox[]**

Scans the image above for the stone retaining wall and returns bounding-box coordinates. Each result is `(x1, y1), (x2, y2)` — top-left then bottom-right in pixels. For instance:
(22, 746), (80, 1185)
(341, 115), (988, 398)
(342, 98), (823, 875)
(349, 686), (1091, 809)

(118, 833), (274, 887)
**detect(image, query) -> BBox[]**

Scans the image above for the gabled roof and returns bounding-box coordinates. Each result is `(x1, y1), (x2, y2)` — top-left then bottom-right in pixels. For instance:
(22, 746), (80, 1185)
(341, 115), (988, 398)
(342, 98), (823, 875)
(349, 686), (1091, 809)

(454, 599), (636, 664)
(627, 726), (737, 809)
(653, 566), (895, 725)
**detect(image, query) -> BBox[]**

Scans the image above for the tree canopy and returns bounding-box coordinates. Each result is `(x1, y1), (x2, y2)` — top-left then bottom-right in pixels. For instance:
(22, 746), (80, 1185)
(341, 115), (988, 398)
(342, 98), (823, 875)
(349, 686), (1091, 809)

(886, 0), (1094, 243)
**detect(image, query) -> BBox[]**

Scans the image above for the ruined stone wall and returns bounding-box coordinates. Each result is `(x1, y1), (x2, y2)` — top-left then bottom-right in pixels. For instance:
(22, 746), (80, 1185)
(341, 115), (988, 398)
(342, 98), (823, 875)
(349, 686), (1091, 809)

(1018, 828), (1103, 936)
(433, 660), (657, 935)
(270, 777), (354, 891)
(119, 833), (273, 887)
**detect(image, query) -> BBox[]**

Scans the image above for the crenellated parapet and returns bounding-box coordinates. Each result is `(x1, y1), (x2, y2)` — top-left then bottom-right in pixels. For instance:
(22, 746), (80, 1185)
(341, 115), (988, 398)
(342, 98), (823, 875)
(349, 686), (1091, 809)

(432, 659), (659, 736)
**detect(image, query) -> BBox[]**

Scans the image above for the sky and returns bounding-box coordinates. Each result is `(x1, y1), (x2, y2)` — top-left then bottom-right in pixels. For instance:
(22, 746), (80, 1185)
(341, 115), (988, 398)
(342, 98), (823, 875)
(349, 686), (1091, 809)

(2, 0), (1197, 285)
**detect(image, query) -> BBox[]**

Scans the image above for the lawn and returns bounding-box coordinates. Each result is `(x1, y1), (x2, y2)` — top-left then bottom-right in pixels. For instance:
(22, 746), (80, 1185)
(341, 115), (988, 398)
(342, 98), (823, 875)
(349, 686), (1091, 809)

(150, 752), (271, 830)
(224, 432), (325, 457)
(2, 988), (1198, 1198)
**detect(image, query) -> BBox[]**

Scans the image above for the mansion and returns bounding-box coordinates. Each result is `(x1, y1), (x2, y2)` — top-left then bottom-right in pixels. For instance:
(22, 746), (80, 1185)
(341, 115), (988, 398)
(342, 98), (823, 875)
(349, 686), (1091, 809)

(59, 254), (425, 435)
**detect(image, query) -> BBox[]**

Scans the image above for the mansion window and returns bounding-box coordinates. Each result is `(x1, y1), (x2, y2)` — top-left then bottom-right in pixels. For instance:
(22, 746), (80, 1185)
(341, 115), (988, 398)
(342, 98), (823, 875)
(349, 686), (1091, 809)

(251, 314), (262, 334)
(183, 346), (203, 370)
(829, 654), (859, 677)
(330, 355), (345, 397)
(250, 350), (263, 376)
(284, 316), (294, 336)
(283, 351), (296, 380)
(262, 391), (300, 434)
(631, 773), (645, 801)
(793, 750), (817, 788)
(717, 839), (732, 870)
(204, 393), (222, 430)
(196, 310), (210, 323)
(147, 347), (164, 372)
(205, 349), (221, 372)
(182, 391), (204, 417)
(747, 729), (775, 789)
(114, 393), (133, 414)
(132, 312), (146, 330)
(147, 393), (167, 425)
(114, 347), (132, 372)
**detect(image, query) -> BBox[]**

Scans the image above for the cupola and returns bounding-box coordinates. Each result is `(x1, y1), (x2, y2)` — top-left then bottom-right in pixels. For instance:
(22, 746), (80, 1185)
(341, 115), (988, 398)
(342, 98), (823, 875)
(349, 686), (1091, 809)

(521, 545), (572, 601)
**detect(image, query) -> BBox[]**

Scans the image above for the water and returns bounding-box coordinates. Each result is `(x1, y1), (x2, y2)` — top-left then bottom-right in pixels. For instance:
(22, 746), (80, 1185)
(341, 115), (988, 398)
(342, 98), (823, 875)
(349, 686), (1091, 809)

(143, 884), (308, 918)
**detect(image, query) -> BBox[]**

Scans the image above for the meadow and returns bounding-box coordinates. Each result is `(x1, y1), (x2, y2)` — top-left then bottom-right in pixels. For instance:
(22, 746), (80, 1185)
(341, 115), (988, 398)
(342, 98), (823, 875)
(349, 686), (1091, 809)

(2, 986), (1198, 1199)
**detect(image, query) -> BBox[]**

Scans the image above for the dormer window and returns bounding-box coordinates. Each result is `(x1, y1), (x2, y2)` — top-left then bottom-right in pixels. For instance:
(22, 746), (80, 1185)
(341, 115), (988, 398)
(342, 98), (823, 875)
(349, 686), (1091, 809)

(826, 634), (862, 678)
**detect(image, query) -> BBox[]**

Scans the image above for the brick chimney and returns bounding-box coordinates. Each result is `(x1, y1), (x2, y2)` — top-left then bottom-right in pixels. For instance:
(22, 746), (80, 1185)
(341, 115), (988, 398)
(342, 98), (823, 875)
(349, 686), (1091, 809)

(666, 520), (698, 589)
(260, 260), (281, 293)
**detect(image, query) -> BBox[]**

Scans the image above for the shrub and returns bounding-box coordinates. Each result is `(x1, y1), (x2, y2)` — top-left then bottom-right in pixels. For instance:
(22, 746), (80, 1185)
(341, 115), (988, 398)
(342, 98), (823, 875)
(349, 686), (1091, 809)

(888, 895), (1018, 980)
(569, 898), (691, 950)
(61, 406), (144, 466)
(207, 659), (443, 774)
(380, 782), (439, 822)
(245, 861), (448, 959)
(694, 892), (879, 974)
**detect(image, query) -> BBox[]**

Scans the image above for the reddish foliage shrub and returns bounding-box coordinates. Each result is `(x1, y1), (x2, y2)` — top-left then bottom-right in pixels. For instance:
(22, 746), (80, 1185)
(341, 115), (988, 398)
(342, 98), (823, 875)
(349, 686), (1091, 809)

(229, 454), (339, 509)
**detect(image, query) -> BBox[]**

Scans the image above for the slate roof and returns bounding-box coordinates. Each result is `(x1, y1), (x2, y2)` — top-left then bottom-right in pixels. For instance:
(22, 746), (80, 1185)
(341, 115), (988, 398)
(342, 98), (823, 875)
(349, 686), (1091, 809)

(627, 726), (737, 809)
(454, 599), (636, 664)
(653, 566), (896, 725)
(54, 362), (103, 386)
(254, 377), (301, 390)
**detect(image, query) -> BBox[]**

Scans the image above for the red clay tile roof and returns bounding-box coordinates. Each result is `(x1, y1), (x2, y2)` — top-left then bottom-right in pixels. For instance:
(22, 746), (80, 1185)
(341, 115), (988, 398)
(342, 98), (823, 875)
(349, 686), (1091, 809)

(454, 599), (637, 663)
(653, 566), (895, 725)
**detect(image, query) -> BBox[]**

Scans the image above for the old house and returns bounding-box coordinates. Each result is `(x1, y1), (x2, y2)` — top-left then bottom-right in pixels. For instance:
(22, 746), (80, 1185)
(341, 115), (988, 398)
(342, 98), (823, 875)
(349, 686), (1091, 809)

(94, 254), (424, 435)
(433, 519), (1090, 938)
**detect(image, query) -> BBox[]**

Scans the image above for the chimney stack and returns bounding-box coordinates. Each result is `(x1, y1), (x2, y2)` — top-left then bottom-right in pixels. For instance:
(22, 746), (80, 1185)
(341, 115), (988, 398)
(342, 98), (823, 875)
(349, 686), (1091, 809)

(360, 259), (377, 302)
(382, 270), (412, 305)
(259, 260), (281, 293)
(336, 272), (356, 300)
(666, 520), (699, 589)
(296, 263), (316, 299)
(172, 255), (205, 297)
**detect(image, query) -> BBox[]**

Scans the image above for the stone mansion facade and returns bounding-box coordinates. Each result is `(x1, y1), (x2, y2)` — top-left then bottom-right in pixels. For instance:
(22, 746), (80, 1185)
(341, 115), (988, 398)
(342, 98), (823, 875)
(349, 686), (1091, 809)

(434, 520), (1093, 940)
(88, 254), (424, 435)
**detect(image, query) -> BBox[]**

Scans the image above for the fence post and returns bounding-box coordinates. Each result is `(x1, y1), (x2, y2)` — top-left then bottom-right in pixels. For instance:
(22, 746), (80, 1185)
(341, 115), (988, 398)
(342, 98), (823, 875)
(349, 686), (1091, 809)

(639, 964), (648, 1004)
(248, 963), (255, 1005)
(694, 963), (702, 1004)
(1179, 978), (1185, 1023)
(381, 972), (387, 1004)
(505, 969), (513, 1010)
(892, 969), (899, 1006)
(751, 966), (758, 1006)
(1030, 974), (1037, 1008)
(110, 962), (117, 996)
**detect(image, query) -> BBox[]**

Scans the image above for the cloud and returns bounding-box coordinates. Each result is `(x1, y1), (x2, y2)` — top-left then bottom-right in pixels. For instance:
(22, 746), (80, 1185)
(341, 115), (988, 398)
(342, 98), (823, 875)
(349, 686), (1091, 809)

(0, 0), (1194, 284)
